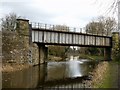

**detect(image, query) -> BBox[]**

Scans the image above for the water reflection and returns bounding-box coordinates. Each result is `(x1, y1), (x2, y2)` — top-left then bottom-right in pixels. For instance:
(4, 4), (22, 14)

(2, 64), (46, 88)
(67, 60), (83, 78)
(46, 56), (94, 81)
(2, 56), (96, 88)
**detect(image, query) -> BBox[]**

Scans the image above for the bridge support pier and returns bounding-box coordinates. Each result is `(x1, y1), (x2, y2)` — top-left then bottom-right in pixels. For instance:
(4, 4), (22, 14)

(104, 48), (112, 61)
(37, 44), (48, 64)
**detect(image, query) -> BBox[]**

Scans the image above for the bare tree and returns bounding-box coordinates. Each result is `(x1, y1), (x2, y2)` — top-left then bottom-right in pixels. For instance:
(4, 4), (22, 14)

(86, 16), (116, 36)
(1, 13), (20, 31)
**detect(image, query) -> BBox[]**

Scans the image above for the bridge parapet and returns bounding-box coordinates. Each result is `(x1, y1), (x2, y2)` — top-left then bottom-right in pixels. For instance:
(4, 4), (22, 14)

(30, 22), (110, 36)
(31, 22), (79, 32)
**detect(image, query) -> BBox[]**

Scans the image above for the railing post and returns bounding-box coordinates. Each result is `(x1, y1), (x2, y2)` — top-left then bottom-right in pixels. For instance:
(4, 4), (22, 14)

(74, 28), (76, 32)
(86, 30), (87, 34)
(80, 28), (82, 33)
(66, 27), (67, 31)
(53, 25), (55, 30)
(38, 23), (40, 29)
(45, 24), (47, 29)
(35, 22), (36, 28)
(50, 24), (51, 29)
(60, 25), (61, 31)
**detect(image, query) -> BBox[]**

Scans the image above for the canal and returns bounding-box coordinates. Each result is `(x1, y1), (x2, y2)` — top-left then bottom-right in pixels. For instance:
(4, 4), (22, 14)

(2, 56), (98, 89)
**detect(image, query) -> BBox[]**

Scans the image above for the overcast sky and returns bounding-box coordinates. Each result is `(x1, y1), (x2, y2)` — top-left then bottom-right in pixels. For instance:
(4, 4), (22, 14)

(0, 0), (115, 28)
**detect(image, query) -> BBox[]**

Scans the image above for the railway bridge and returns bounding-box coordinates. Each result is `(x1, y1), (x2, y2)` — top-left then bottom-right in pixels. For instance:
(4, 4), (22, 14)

(17, 19), (113, 64)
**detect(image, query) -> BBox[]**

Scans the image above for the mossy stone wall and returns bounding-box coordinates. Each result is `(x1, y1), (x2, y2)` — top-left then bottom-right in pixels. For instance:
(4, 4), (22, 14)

(2, 19), (39, 65)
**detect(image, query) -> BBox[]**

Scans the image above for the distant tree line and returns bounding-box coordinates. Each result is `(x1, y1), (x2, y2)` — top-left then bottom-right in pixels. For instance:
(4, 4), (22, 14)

(80, 16), (117, 56)
(86, 16), (116, 36)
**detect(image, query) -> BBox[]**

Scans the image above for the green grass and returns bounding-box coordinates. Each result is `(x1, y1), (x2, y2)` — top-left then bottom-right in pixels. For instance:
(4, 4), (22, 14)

(97, 67), (112, 88)
(79, 54), (119, 88)
(95, 62), (118, 88)
(79, 54), (104, 61)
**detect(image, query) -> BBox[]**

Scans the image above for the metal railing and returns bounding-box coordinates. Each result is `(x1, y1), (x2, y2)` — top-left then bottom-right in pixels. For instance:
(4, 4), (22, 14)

(30, 22), (87, 33)
(30, 22), (111, 36)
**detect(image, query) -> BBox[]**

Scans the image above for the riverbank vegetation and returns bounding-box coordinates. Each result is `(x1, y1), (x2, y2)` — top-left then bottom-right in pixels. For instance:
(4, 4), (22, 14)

(84, 61), (118, 88)
(92, 61), (118, 88)
(79, 54), (104, 61)
(48, 46), (70, 61)
(90, 61), (109, 88)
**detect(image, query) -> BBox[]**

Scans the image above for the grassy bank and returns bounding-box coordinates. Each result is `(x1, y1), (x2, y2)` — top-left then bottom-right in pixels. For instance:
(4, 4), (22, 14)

(94, 61), (118, 88)
(79, 54), (104, 61)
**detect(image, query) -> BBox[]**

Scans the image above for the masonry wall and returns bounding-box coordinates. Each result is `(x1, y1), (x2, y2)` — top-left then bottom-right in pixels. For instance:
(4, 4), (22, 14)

(112, 32), (119, 59)
(0, 31), (2, 62)
(2, 19), (39, 65)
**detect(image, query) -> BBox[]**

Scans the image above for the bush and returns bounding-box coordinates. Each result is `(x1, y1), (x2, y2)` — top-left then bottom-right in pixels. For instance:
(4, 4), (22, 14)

(48, 46), (68, 58)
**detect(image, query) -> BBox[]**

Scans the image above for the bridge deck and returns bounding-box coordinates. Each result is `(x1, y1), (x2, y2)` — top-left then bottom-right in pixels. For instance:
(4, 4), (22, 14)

(31, 28), (112, 47)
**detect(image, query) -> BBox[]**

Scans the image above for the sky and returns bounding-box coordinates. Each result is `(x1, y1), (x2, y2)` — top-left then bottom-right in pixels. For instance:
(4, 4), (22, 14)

(0, 0), (116, 28)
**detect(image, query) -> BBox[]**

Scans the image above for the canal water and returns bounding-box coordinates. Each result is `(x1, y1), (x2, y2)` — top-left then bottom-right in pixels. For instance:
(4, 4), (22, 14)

(2, 56), (98, 89)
